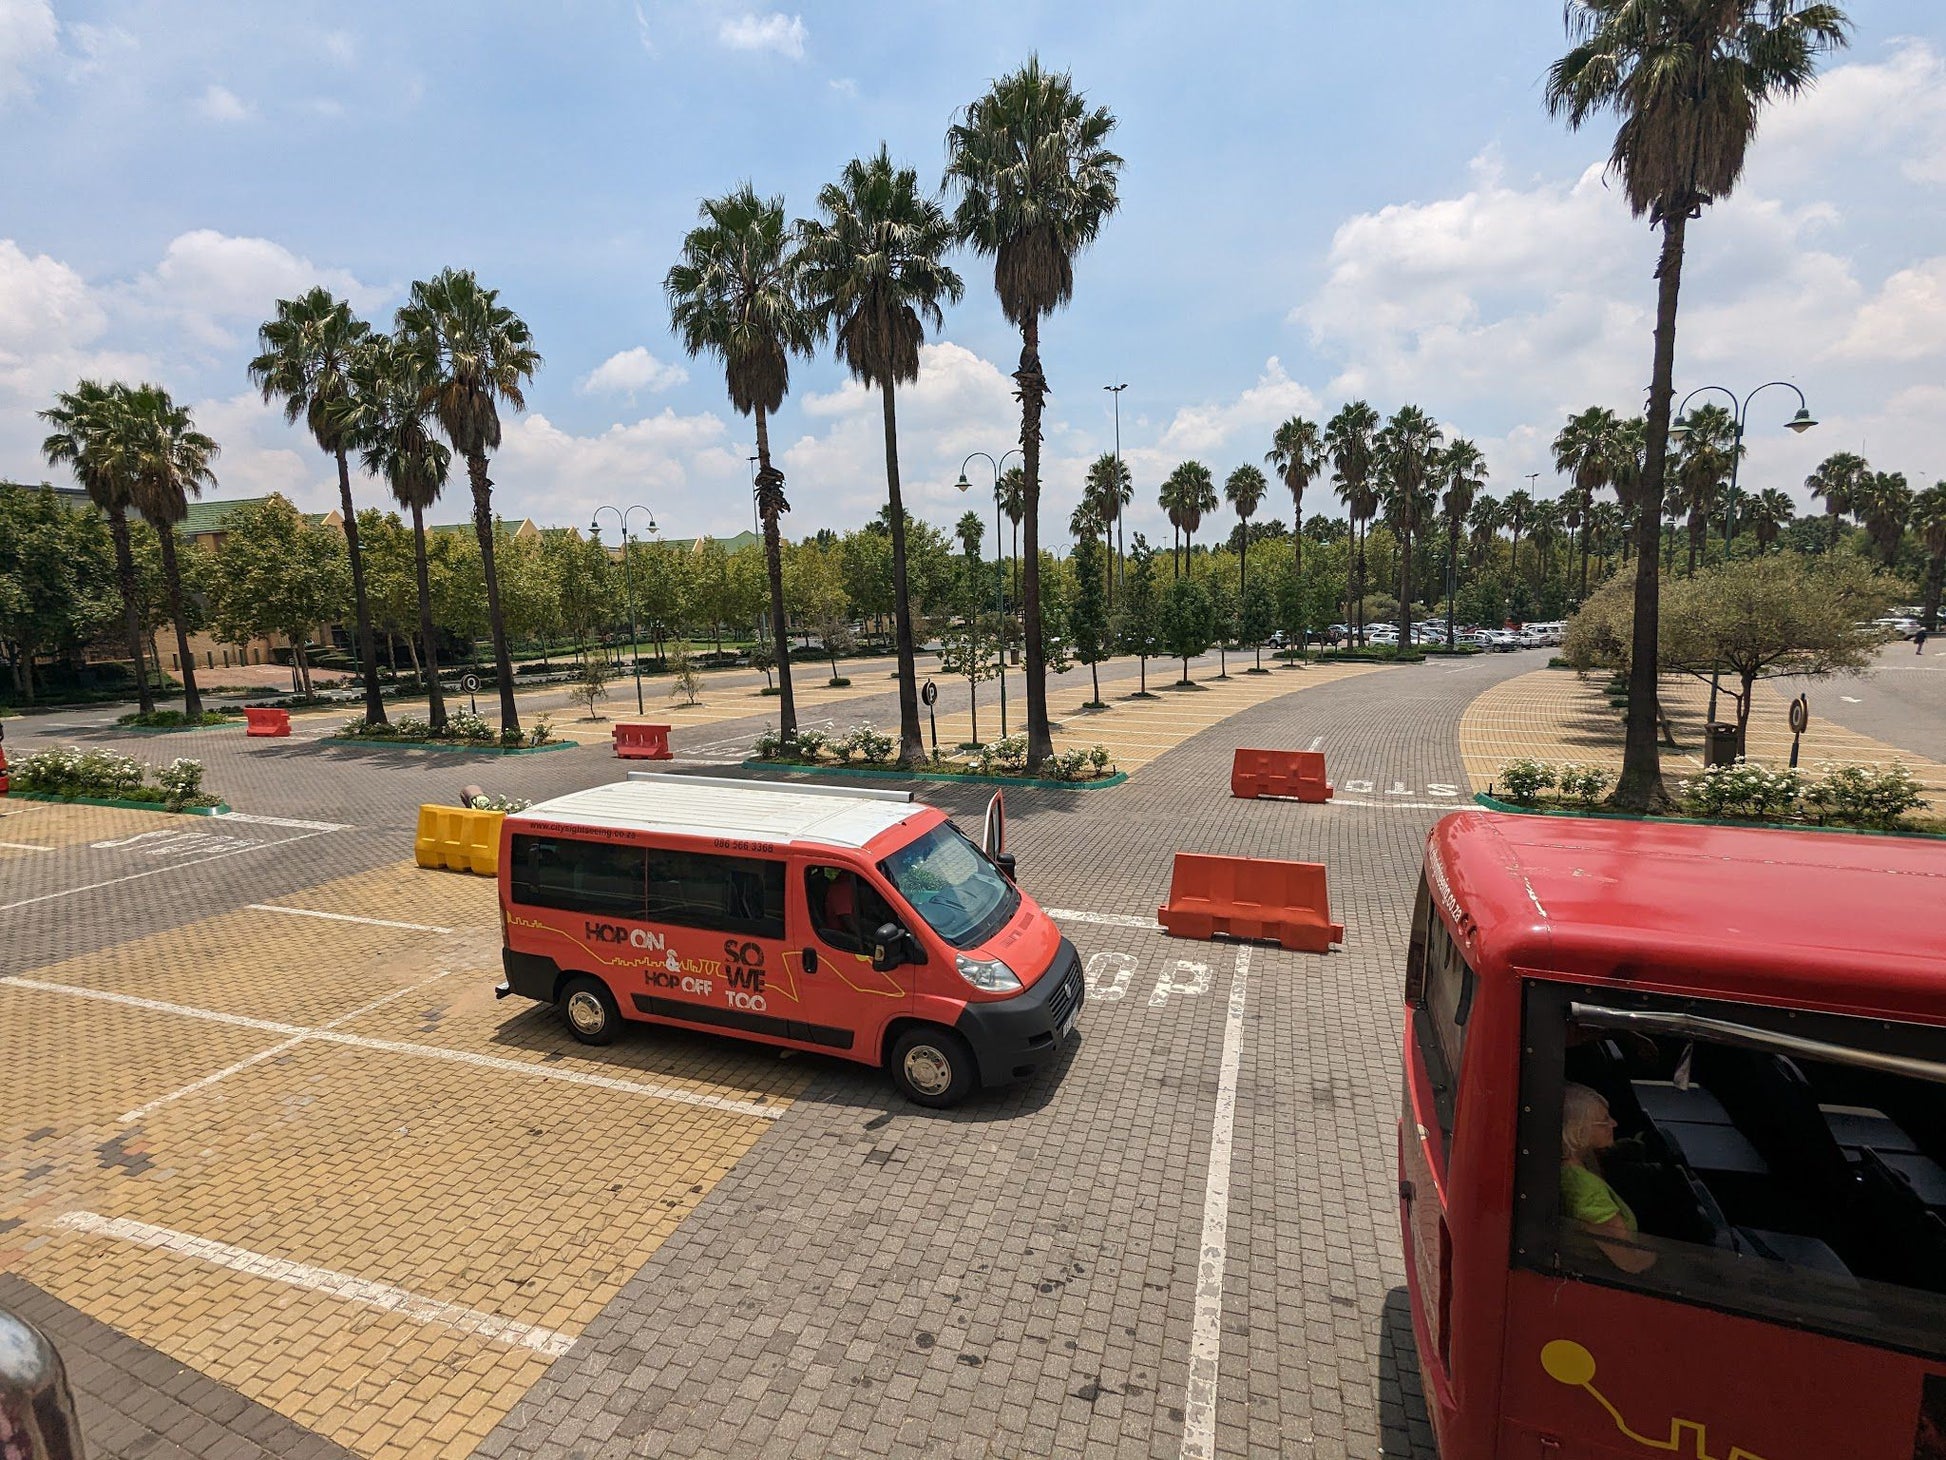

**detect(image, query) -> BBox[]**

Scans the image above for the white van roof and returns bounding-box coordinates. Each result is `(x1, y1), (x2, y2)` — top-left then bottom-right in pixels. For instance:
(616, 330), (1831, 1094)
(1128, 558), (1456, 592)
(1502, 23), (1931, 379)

(510, 775), (929, 853)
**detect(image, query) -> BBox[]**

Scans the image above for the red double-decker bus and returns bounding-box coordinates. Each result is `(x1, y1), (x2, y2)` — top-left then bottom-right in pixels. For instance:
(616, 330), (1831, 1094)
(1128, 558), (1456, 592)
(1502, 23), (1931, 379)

(1401, 812), (1946, 1458)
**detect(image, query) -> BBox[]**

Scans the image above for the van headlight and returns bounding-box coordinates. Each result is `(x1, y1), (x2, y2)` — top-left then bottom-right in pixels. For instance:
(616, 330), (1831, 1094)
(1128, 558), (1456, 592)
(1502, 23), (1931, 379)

(956, 953), (1021, 993)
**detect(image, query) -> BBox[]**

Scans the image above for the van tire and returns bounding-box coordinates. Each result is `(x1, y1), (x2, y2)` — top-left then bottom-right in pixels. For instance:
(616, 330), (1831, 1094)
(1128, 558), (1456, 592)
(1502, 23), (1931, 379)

(890, 1026), (976, 1108)
(560, 976), (620, 1046)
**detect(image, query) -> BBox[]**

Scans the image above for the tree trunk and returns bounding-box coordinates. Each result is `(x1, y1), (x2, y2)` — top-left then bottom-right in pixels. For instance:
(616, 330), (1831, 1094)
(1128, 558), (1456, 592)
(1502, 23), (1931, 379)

(1398, 524), (1414, 649)
(755, 404), (797, 741)
(1922, 549), (1944, 631)
(1293, 493), (1303, 578)
(107, 509), (155, 715)
(1239, 511), (1250, 606)
(1579, 491), (1592, 600)
(467, 451), (520, 734)
(1616, 211), (1689, 812)
(157, 525), (202, 718)
(1015, 314), (1053, 769)
(1446, 526), (1458, 648)
(1090, 659), (1099, 705)
(337, 447), (386, 725)
(880, 380), (925, 765)
(411, 503), (446, 731)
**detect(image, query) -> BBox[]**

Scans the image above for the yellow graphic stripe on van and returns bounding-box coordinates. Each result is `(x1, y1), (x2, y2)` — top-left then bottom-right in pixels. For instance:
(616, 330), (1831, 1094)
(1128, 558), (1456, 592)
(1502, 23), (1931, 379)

(505, 914), (666, 971)
(1541, 1341), (1767, 1460)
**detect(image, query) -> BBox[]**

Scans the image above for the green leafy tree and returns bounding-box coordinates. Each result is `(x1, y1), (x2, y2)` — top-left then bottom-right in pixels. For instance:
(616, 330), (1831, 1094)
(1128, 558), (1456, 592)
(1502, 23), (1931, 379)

(355, 507), (418, 672)
(666, 185), (815, 740)
(0, 484), (117, 700)
(1547, 0), (1850, 808)
(1159, 577), (1215, 686)
(394, 269), (542, 734)
(1913, 482), (1946, 631)
(1745, 488), (1796, 554)
(1223, 464), (1268, 605)
(787, 539), (853, 680)
(1376, 405), (1443, 646)
(249, 287), (387, 723)
(121, 384), (219, 718)
(1854, 471), (1913, 569)
(570, 656), (614, 721)
(946, 55), (1123, 770)
(938, 625), (997, 747)
(1205, 572), (1238, 678)
(1440, 438), (1487, 645)
(1067, 531), (1112, 706)
(1553, 405), (1623, 600)
(1239, 574), (1277, 672)
(1085, 452), (1133, 605)
(1114, 539), (1162, 695)
(207, 495), (350, 697)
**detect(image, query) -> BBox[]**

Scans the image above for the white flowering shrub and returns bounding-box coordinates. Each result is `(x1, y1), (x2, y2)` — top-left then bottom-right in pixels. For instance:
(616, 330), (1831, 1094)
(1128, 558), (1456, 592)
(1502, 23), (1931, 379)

(469, 793), (532, 813)
(156, 759), (205, 809)
(1800, 762), (1927, 829)
(10, 746), (214, 809)
(1498, 758), (1556, 806)
(836, 724), (894, 765)
(1555, 762), (1612, 807)
(1679, 760), (1806, 820)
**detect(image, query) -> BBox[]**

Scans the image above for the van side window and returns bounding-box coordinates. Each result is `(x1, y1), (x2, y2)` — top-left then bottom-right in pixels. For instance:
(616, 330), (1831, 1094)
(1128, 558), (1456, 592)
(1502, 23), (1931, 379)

(806, 867), (902, 955)
(1513, 980), (1946, 1362)
(509, 835), (647, 917)
(1405, 881), (1475, 1163)
(645, 849), (785, 939)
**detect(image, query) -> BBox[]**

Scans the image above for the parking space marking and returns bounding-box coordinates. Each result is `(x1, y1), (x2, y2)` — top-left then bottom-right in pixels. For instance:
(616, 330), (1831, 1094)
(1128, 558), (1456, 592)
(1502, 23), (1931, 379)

(1148, 959), (1210, 1007)
(1048, 907), (1158, 930)
(0, 840), (52, 851)
(215, 812), (355, 831)
(4, 975), (783, 1120)
(1307, 735), (1323, 752)
(0, 827), (336, 914)
(51, 1212), (576, 1357)
(1180, 944), (1250, 1460)
(248, 904), (455, 934)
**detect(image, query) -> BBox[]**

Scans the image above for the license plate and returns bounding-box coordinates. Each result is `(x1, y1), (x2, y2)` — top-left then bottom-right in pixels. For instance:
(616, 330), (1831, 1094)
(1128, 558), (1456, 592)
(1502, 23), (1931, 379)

(1057, 1007), (1078, 1041)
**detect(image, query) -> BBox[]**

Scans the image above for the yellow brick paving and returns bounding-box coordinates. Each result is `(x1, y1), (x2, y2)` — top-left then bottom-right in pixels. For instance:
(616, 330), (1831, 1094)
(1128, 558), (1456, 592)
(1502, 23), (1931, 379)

(1459, 667), (1946, 796)
(923, 661), (1387, 774)
(1, 859), (807, 1460)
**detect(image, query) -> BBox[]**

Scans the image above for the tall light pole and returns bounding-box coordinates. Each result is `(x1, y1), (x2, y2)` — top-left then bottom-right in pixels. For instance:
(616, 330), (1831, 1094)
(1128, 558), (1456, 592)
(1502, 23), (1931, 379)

(957, 449), (1021, 739)
(1105, 383), (1128, 597)
(1671, 381), (1818, 725)
(590, 504), (657, 715)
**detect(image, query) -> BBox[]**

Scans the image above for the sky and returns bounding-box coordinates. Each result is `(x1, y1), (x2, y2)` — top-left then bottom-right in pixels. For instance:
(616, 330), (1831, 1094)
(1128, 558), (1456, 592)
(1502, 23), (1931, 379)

(4, 0), (1945, 558)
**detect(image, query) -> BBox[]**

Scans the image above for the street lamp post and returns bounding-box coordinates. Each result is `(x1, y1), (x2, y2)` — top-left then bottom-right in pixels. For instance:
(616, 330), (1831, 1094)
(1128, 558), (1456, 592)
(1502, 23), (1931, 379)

(1105, 383), (1128, 598)
(590, 504), (658, 716)
(957, 449), (1021, 740)
(1670, 381), (1818, 724)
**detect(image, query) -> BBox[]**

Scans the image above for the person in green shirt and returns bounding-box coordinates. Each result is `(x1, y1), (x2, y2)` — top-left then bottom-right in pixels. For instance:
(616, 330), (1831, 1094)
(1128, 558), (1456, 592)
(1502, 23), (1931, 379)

(1562, 1083), (1655, 1274)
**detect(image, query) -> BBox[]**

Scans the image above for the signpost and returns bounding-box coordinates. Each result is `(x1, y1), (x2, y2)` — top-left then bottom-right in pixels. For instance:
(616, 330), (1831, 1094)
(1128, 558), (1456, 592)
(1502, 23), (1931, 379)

(463, 673), (480, 716)
(1788, 694), (1809, 769)
(921, 679), (939, 761)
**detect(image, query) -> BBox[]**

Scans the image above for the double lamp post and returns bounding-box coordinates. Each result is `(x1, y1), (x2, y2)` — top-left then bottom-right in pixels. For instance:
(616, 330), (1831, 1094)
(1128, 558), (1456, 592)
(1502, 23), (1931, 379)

(957, 449), (1020, 741)
(589, 503), (658, 716)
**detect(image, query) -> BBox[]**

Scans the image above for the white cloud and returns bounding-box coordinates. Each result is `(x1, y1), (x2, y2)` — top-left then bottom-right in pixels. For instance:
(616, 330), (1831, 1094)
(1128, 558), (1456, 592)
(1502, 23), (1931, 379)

(829, 77), (857, 98)
(577, 346), (688, 399)
(1755, 39), (1946, 189)
(125, 229), (390, 348)
(320, 30), (356, 64)
(718, 12), (807, 60)
(195, 83), (252, 122)
(1835, 257), (1946, 363)
(492, 408), (738, 533)
(0, 0), (58, 102)
(632, 2), (654, 54)
(1151, 357), (1321, 457)
(190, 389), (328, 508)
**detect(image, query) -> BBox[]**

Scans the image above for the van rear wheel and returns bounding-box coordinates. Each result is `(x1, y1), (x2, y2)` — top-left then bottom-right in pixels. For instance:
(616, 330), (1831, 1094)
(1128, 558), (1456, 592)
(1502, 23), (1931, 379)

(560, 976), (620, 1046)
(890, 1026), (975, 1108)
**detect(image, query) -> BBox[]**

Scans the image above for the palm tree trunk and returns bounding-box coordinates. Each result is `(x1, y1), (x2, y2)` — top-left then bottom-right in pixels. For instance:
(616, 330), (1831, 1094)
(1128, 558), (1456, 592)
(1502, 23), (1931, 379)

(108, 509), (154, 715)
(411, 503), (447, 731)
(1015, 314), (1052, 770)
(1239, 512), (1249, 604)
(1922, 549), (1944, 631)
(1616, 212), (1688, 812)
(1579, 494), (1592, 600)
(467, 451), (520, 734)
(755, 404), (797, 742)
(1398, 526), (1413, 648)
(156, 526), (201, 718)
(878, 382), (926, 764)
(1446, 526), (1458, 648)
(1293, 493), (1304, 578)
(337, 447), (386, 726)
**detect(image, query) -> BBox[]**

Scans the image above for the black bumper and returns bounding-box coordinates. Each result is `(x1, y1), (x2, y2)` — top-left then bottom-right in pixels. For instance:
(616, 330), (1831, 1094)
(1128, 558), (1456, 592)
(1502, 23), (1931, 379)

(953, 938), (1084, 1087)
(498, 949), (561, 1003)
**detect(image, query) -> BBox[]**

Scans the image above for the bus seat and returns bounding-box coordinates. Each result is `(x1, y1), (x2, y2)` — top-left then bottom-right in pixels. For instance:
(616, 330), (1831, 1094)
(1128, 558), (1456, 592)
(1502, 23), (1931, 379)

(1820, 1104), (1920, 1156)
(1632, 1079), (1733, 1127)
(1852, 1149), (1946, 1293)
(1733, 1227), (1854, 1279)
(1567, 1039), (1647, 1131)
(1697, 1048), (1853, 1197)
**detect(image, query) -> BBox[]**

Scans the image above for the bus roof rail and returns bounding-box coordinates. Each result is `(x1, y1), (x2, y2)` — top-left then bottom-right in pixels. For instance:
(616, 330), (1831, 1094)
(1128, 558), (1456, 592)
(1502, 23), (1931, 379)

(1568, 1002), (1946, 1088)
(624, 771), (914, 805)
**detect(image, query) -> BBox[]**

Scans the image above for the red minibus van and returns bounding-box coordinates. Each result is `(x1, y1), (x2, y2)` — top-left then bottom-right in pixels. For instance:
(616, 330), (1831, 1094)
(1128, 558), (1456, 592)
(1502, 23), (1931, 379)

(495, 773), (1083, 1106)
(1401, 811), (1946, 1459)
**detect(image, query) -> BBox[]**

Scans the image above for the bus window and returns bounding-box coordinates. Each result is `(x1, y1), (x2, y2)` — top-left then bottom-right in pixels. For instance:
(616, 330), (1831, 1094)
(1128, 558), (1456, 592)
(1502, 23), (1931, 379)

(805, 867), (902, 956)
(509, 835), (648, 918)
(1514, 979), (1946, 1361)
(644, 848), (786, 940)
(1405, 880), (1476, 1164)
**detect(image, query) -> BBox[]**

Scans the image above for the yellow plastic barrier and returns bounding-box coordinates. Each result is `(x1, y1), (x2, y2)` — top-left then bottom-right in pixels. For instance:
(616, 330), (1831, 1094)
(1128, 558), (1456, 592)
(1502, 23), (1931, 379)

(414, 804), (505, 877)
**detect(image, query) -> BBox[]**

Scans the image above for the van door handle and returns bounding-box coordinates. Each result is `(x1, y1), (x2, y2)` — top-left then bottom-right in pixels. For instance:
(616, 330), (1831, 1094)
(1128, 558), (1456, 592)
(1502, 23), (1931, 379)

(802, 948), (818, 974)
(1399, 1180), (1414, 1205)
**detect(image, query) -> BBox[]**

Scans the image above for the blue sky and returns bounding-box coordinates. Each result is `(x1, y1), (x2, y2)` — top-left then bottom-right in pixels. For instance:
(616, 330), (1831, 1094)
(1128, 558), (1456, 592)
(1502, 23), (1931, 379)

(5, 0), (1944, 553)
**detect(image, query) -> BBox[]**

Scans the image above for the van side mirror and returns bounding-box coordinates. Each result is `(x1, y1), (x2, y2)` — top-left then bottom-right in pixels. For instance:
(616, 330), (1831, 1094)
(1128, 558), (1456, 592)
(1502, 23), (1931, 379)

(871, 922), (910, 972)
(993, 851), (1017, 882)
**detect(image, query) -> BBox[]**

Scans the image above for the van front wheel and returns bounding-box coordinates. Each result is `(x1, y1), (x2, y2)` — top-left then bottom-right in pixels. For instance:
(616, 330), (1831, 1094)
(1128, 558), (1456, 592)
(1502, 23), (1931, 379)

(890, 1026), (975, 1108)
(560, 976), (620, 1046)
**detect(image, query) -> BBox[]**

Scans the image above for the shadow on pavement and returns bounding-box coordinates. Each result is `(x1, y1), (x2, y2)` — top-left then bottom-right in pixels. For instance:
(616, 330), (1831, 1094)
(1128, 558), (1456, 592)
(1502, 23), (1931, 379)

(1379, 1284), (1439, 1457)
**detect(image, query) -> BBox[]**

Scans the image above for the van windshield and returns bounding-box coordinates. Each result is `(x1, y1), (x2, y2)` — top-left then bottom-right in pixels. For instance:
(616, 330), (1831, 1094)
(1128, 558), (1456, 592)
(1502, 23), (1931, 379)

(879, 821), (1019, 949)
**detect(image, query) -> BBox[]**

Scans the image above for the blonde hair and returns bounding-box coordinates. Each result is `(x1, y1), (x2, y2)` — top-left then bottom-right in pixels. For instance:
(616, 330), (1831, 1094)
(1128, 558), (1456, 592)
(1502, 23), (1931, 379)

(1562, 1083), (1611, 1161)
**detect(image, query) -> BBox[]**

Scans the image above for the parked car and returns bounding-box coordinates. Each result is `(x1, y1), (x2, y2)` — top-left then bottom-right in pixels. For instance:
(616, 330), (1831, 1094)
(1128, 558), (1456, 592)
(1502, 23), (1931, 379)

(1872, 616), (1922, 641)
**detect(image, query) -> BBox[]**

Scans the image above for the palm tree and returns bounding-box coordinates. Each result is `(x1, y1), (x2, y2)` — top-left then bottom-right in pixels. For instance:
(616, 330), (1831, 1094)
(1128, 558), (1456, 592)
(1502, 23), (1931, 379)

(1502, 488), (1534, 583)
(1913, 482), (1946, 631)
(249, 287), (386, 725)
(1172, 461), (1217, 571)
(946, 55), (1123, 770)
(1157, 471), (1186, 576)
(1806, 450), (1868, 552)
(665, 186), (816, 742)
(996, 465), (1025, 607)
(1265, 416), (1323, 578)
(1676, 404), (1738, 575)
(393, 268), (541, 735)
(1547, 0), (1850, 809)
(339, 335), (453, 730)
(40, 381), (155, 714)
(120, 384), (218, 719)
(1376, 406), (1443, 648)
(1083, 452), (1130, 606)
(1223, 464), (1268, 601)
(1530, 500), (1565, 583)
(1325, 401), (1380, 643)
(1746, 488), (1795, 553)
(1552, 405), (1622, 601)
(1854, 471), (1912, 568)
(1466, 494), (1504, 573)
(1439, 438), (1487, 646)
(798, 146), (963, 766)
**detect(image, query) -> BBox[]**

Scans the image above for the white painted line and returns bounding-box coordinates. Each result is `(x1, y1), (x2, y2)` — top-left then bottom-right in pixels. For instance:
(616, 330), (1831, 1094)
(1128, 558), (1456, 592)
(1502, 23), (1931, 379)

(0, 828), (334, 914)
(1324, 799), (1456, 810)
(214, 812), (354, 831)
(1306, 735), (1323, 753)
(3, 975), (781, 1121)
(249, 904), (454, 934)
(51, 1211), (575, 1357)
(0, 840), (52, 852)
(1179, 944), (1250, 1460)
(1840, 695), (1862, 704)
(1046, 907), (1159, 931)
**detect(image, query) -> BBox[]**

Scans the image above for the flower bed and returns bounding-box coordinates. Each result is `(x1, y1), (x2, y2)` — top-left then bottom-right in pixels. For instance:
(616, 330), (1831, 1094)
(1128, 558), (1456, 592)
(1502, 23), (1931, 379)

(6, 746), (223, 811)
(745, 723), (1122, 788)
(114, 709), (244, 730)
(329, 711), (570, 753)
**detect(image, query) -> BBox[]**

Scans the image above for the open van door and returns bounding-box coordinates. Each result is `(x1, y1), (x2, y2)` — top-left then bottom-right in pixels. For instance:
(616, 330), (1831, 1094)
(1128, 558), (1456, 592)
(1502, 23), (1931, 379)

(982, 790), (1016, 882)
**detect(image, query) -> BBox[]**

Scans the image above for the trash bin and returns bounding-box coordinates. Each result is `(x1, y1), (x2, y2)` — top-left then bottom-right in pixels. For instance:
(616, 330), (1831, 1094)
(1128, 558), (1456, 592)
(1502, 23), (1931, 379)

(1703, 722), (1740, 767)
(1, 1307), (83, 1459)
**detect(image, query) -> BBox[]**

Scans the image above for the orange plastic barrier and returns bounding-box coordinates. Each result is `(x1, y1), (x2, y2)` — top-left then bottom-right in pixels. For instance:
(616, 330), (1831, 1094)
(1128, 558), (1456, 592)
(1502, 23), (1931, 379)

(1156, 851), (1345, 954)
(1230, 748), (1332, 803)
(244, 707), (291, 738)
(612, 722), (674, 760)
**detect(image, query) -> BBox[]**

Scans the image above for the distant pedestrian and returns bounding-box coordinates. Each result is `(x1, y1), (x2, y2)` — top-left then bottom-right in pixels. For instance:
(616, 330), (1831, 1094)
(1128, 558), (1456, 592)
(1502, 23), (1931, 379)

(1918, 628), (1930, 656)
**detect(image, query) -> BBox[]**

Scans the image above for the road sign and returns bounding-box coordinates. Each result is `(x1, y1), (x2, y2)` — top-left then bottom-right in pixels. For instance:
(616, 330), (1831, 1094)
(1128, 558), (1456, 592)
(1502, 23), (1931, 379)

(461, 674), (481, 694)
(1788, 693), (1809, 768)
